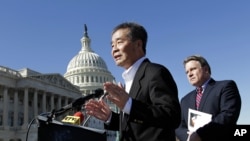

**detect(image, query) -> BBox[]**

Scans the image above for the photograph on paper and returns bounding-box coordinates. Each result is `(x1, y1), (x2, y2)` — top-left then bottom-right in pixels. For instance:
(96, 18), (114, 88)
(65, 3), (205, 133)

(188, 108), (212, 132)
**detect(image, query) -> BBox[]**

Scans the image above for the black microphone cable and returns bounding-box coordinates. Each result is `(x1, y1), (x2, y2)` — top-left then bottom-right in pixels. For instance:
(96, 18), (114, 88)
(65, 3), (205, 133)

(25, 112), (50, 141)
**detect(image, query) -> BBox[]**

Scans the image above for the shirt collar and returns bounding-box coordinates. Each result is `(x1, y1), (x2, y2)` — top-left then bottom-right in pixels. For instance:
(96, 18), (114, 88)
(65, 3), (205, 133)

(197, 78), (211, 92)
(122, 56), (147, 81)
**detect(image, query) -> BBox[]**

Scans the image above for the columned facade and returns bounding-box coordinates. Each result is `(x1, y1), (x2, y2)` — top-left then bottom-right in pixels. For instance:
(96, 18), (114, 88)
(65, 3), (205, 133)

(0, 66), (82, 141)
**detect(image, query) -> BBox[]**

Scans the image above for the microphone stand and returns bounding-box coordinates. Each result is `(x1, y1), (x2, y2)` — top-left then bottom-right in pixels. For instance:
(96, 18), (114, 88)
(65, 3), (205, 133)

(83, 115), (91, 126)
(82, 92), (108, 126)
(46, 109), (56, 123)
(42, 89), (105, 126)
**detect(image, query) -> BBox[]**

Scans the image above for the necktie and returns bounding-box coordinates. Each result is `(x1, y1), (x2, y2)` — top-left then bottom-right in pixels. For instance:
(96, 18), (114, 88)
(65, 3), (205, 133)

(196, 87), (203, 109)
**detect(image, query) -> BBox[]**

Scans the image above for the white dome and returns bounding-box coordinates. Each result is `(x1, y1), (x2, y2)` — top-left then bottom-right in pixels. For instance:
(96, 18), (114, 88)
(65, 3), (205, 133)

(66, 51), (108, 72)
(63, 25), (118, 141)
(64, 24), (114, 94)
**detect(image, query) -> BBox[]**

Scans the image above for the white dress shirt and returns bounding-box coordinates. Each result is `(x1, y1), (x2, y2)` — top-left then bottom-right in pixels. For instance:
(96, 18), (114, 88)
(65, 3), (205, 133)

(122, 56), (146, 114)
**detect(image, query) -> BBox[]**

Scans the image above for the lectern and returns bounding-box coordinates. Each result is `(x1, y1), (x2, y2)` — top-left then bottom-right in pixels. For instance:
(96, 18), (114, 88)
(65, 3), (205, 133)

(37, 115), (106, 141)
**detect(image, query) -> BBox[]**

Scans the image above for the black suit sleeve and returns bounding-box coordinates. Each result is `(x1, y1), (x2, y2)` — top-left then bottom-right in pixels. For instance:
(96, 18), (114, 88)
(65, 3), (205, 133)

(104, 112), (120, 131)
(175, 98), (189, 141)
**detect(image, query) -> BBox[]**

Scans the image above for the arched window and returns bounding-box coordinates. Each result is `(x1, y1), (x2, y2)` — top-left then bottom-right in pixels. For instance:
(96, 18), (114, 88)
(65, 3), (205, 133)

(86, 76), (89, 82)
(96, 76), (98, 82)
(76, 76), (79, 83)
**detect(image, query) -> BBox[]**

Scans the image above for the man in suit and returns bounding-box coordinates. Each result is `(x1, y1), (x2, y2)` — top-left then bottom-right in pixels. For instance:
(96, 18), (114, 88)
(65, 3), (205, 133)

(85, 22), (181, 141)
(175, 55), (241, 141)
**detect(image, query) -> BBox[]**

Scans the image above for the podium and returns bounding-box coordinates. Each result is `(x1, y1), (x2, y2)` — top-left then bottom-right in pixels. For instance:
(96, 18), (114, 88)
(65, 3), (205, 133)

(37, 115), (106, 141)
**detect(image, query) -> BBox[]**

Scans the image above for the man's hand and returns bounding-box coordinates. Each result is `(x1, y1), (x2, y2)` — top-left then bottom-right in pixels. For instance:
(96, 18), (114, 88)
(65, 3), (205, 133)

(85, 99), (111, 121)
(104, 82), (129, 110)
(187, 131), (201, 141)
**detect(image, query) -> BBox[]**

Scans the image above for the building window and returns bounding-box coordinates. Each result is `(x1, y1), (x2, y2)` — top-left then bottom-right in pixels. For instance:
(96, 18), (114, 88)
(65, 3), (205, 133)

(0, 112), (2, 126)
(29, 100), (32, 107)
(96, 76), (98, 82)
(86, 76), (89, 82)
(8, 111), (14, 126)
(77, 76), (79, 83)
(18, 112), (24, 126)
(9, 96), (14, 103)
(19, 98), (23, 105)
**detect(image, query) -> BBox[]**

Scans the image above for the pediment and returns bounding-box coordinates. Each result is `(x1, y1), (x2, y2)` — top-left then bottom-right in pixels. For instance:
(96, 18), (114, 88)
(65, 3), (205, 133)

(29, 73), (80, 92)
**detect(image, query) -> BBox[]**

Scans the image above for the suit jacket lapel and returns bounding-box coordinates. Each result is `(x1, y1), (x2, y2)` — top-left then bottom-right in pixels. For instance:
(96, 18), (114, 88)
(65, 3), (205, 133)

(122, 59), (148, 133)
(199, 78), (216, 110)
(189, 91), (197, 110)
(129, 59), (149, 99)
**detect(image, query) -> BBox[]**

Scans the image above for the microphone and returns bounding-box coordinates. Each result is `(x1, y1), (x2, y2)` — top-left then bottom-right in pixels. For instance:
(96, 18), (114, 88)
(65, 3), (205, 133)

(74, 111), (84, 123)
(55, 88), (105, 115)
(72, 88), (104, 107)
(99, 90), (108, 100)
(62, 111), (84, 125)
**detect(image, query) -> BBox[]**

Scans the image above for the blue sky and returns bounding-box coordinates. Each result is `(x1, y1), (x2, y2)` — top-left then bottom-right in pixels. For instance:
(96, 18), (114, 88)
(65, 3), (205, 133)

(0, 1), (249, 124)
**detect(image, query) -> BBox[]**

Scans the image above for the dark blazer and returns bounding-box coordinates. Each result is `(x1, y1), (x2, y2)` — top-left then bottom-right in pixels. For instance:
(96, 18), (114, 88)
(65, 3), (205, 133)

(175, 78), (241, 141)
(105, 59), (181, 141)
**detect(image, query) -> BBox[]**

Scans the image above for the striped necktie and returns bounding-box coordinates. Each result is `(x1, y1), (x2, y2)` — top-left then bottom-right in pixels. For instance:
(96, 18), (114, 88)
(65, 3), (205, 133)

(196, 87), (203, 109)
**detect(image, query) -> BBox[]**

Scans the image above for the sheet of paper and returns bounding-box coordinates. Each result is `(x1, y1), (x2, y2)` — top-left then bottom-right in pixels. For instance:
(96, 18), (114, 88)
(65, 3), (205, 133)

(188, 108), (212, 132)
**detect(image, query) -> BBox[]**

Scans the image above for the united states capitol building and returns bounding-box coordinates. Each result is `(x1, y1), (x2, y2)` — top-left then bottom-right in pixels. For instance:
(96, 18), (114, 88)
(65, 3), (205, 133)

(0, 25), (119, 141)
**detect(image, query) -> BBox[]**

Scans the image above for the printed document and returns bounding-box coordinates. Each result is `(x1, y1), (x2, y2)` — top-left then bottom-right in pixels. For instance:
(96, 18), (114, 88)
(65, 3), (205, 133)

(188, 108), (212, 132)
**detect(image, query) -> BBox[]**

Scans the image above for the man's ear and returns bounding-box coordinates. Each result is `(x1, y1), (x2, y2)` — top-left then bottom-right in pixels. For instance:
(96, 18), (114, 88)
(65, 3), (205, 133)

(135, 39), (143, 48)
(134, 39), (144, 55)
(203, 66), (209, 74)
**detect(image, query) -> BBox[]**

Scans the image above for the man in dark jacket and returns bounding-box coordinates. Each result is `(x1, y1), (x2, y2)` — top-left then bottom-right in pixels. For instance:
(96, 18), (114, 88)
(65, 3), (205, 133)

(85, 22), (181, 141)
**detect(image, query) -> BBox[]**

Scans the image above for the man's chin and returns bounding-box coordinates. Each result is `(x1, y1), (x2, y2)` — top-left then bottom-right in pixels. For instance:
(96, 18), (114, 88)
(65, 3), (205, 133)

(115, 60), (122, 66)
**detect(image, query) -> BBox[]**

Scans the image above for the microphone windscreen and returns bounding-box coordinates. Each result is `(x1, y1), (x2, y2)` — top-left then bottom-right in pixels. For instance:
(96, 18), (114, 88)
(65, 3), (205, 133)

(74, 111), (84, 123)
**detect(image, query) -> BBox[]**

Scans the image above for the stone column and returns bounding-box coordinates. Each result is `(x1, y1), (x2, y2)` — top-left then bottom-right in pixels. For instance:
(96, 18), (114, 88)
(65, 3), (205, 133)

(42, 91), (46, 113)
(84, 76), (87, 83)
(23, 88), (29, 128)
(3, 86), (9, 129)
(58, 95), (62, 110)
(14, 89), (18, 127)
(50, 94), (54, 111)
(34, 89), (38, 117)
(65, 97), (69, 106)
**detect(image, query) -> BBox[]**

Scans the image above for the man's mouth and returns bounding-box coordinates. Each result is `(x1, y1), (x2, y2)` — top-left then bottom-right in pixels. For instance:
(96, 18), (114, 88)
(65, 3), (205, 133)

(114, 54), (121, 60)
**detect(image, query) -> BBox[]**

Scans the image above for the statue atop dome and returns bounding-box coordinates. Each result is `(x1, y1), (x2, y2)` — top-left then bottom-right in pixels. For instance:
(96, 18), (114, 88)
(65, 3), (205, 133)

(84, 24), (88, 38)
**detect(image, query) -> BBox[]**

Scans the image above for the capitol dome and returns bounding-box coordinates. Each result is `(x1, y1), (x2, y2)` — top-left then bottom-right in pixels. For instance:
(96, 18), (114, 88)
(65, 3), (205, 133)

(66, 51), (108, 71)
(64, 24), (115, 95)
